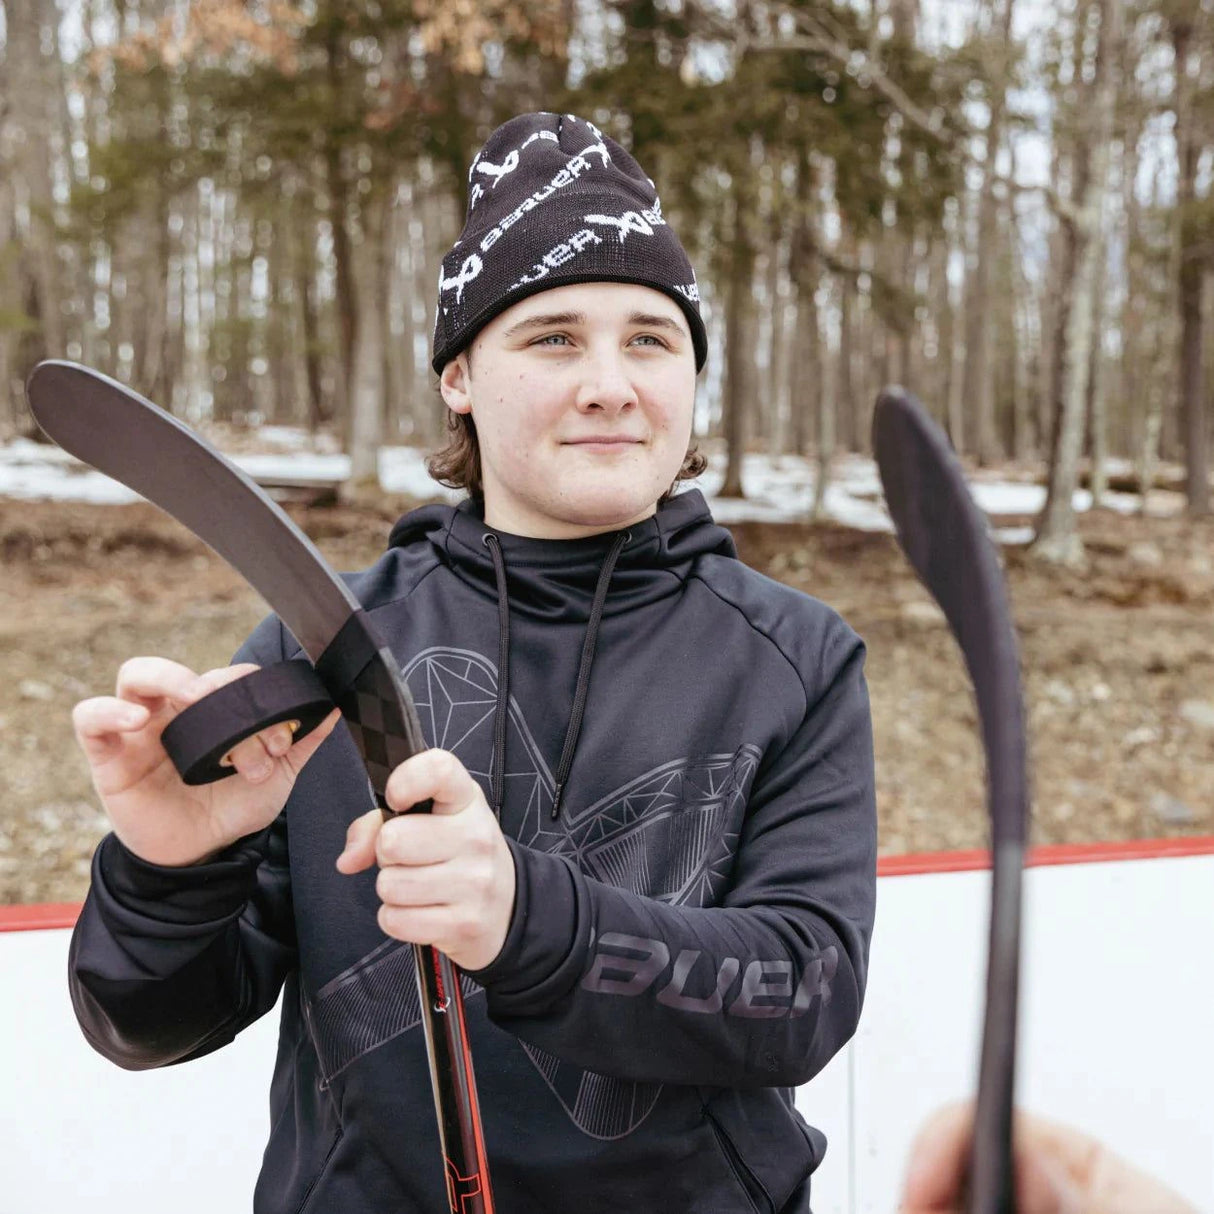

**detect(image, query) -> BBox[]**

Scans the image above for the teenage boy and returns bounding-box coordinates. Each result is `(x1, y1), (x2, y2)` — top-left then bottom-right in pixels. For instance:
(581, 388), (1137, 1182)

(69, 111), (876, 1213)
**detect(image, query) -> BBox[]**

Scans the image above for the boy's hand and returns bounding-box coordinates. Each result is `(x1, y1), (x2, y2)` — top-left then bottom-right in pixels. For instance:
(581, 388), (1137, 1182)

(336, 749), (517, 972)
(73, 657), (341, 868)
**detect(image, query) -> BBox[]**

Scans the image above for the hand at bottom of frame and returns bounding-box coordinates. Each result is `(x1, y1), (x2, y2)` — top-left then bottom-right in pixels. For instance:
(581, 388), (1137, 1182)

(899, 1101), (1199, 1214)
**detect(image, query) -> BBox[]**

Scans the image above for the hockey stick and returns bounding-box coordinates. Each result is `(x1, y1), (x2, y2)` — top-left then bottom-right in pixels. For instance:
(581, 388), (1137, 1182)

(26, 360), (494, 1214)
(872, 387), (1029, 1214)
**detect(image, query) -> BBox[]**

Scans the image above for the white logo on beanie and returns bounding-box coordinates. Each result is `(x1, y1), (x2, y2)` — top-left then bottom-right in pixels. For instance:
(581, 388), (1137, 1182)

(440, 253), (484, 304)
(585, 208), (667, 243)
(510, 228), (604, 290)
(568, 114), (605, 140)
(580, 139), (611, 168)
(520, 129), (559, 152)
(474, 150), (520, 188)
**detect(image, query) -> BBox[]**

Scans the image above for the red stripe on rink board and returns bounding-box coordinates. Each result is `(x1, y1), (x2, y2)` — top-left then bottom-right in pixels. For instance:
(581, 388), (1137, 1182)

(2, 835), (1213, 932)
(878, 834), (1214, 878)
(0, 902), (82, 932)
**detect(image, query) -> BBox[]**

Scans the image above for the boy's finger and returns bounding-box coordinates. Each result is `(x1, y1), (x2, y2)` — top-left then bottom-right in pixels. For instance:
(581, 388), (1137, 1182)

(114, 656), (203, 706)
(282, 708), (342, 770)
(223, 731), (278, 783)
(71, 697), (151, 762)
(228, 705), (341, 781)
(384, 749), (483, 817)
(336, 807), (383, 874)
(114, 658), (259, 713)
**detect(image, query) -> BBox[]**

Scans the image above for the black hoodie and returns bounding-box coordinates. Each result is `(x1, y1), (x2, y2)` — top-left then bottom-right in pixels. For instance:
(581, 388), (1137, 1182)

(69, 489), (877, 1214)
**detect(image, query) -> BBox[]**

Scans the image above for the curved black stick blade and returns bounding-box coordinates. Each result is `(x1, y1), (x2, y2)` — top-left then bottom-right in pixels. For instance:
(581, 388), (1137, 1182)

(872, 387), (1029, 1214)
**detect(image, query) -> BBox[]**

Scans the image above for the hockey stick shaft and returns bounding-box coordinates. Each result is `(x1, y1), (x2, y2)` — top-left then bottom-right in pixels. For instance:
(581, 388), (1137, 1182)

(873, 386), (1028, 1214)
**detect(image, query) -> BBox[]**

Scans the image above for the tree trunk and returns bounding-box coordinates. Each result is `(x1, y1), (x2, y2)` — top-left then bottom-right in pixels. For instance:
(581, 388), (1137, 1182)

(720, 172), (758, 499)
(8, 0), (66, 378)
(946, 259), (966, 451)
(295, 197), (326, 432)
(1032, 0), (1122, 563)
(268, 193), (294, 426)
(763, 231), (790, 457)
(929, 235), (953, 429)
(1003, 158), (1034, 460)
(811, 277), (839, 522)
(1087, 228), (1110, 507)
(346, 190), (391, 493)
(414, 163), (456, 446)
(838, 262), (857, 451)
(325, 25), (356, 425)
(0, 127), (18, 431)
(962, 0), (1015, 466)
(1034, 135), (1069, 459)
(1173, 18), (1208, 516)
(138, 181), (173, 406)
(788, 153), (821, 459)
(386, 179), (416, 440)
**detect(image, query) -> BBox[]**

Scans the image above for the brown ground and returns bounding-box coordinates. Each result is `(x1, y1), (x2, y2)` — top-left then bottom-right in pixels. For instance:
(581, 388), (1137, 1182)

(2, 493), (1213, 905)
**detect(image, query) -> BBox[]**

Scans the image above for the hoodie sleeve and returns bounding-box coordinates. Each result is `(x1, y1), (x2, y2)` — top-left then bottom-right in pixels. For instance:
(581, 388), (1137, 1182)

(467, 621), (877, 1090)
(68, 615), (297, 1070)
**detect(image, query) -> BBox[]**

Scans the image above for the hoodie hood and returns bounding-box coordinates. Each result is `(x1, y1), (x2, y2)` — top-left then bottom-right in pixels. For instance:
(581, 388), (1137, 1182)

(386, 488), (736, 625)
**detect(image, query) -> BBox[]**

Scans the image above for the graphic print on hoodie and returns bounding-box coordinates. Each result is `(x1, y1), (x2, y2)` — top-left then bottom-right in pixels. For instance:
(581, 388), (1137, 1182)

(304, 640), (763, 1138)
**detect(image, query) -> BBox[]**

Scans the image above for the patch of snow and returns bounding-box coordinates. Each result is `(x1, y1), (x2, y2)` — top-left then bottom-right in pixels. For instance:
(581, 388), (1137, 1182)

(0, 460), (142, 504)
(254, 426), (313, 451)
(992, 526), (1036, 546)
(379, 448), (464, 502)
(970, 482), (1045, 516)
(0, 438), (84, 467)
(233, 453), (350, 481)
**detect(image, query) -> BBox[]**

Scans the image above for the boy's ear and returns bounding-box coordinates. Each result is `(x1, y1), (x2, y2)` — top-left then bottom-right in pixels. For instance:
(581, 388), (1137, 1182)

(439, 355), (473, 415)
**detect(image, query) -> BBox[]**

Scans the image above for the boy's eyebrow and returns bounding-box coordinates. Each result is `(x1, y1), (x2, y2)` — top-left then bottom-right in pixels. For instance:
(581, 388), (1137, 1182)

(502, 310), (686, 337)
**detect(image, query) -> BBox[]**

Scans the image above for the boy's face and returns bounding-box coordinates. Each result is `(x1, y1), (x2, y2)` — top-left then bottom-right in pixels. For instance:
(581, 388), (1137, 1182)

(439, 282), (698, 539)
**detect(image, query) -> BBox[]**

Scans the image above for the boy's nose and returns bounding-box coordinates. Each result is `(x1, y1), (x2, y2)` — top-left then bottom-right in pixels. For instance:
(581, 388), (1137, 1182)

(575, 351), (639, 412)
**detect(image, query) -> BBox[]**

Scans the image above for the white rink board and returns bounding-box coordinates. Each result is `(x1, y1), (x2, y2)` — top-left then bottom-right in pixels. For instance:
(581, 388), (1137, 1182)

(2, 853), (1211, 1214)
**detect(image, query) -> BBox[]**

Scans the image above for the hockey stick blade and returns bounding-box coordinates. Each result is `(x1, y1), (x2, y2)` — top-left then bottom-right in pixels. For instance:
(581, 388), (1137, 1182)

(27, 360), (359, 661)
(872, 387), (1029, 1214)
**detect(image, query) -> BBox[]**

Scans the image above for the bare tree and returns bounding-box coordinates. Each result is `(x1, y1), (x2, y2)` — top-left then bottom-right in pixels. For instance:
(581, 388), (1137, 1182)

(346, 188), (392, 494)
(720, 158), (760, 499)
(7, 0), (66, 384)
(788, 150), (822, 462)
(961, 0), (1016, 465)
(1171, 12), (1209, 515)
(1032, 0), (1123, 564)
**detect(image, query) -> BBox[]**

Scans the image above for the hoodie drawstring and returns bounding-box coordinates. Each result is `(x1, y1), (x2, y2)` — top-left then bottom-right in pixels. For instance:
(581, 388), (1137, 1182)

(483, 533), (513, 817)
(482, 529), (630, 822)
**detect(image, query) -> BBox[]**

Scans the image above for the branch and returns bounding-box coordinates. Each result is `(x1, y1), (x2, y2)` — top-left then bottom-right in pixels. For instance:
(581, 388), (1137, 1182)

(998, 178), (1081, 227)
(757, 5), (954, 143)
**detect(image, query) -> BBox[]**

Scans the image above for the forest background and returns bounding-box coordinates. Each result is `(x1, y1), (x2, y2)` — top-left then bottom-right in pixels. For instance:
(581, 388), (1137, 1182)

(2, 0), (1213, 905)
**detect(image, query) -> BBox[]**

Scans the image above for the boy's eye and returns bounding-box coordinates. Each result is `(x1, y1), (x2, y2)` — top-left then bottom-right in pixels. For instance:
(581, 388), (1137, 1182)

(534, 333), (570, 346)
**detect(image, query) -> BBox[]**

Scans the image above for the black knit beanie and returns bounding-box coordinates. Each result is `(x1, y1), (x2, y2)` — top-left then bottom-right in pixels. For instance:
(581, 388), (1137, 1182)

(431, 112), (707, 374)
